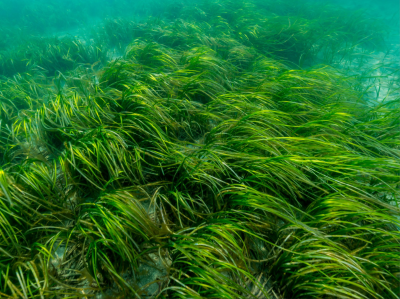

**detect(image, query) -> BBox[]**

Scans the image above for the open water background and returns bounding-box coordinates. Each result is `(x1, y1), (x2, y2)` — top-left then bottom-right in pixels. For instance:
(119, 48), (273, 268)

(0, 0), (399, 35)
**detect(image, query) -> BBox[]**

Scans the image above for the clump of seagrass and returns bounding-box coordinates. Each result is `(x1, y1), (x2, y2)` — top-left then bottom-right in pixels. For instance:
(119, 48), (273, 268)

(0, 0), (399, 298)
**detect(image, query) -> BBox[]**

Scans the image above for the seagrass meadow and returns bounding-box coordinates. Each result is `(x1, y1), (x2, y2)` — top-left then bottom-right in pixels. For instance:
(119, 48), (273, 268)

(0, 0), (399, 298)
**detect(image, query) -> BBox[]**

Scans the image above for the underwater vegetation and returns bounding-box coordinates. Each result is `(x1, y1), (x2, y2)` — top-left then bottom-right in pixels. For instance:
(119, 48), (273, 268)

(0, 37), (108, 77)
(0, 0), (399, 298)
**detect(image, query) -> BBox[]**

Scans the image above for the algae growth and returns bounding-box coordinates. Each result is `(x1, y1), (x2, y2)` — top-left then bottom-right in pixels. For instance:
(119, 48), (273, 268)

(0, 0), (399, 298)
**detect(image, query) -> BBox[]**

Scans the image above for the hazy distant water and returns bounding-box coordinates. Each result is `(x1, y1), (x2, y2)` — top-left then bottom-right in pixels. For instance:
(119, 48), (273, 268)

(0, 0), (398, 35)
(0, 0), (398, 65)
(0, 0), (399, 28)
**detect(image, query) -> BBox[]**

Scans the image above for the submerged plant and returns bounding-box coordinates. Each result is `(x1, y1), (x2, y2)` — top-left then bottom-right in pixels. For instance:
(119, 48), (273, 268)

(0, 36), (108, 78)
(0, 0), (399, 298)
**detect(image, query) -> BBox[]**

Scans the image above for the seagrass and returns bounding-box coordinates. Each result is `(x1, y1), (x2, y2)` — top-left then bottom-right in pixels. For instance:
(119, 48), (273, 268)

(0, 0), (399, 298)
